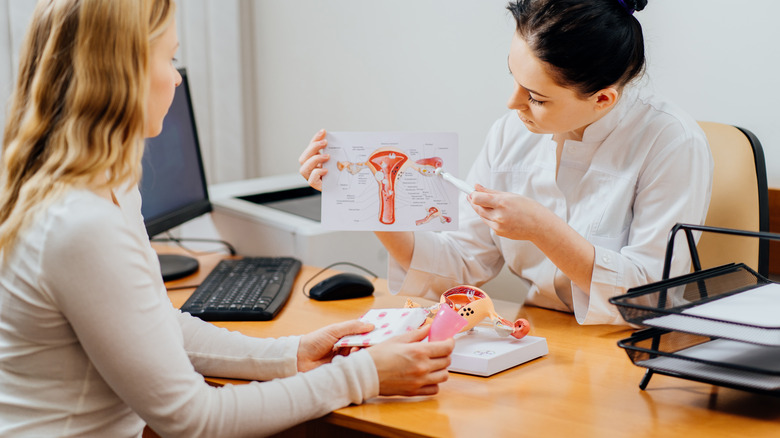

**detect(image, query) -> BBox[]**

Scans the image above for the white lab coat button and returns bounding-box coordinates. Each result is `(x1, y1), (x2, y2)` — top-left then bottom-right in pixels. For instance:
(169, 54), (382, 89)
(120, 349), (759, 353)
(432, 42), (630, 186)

(602, 255), (611, 263)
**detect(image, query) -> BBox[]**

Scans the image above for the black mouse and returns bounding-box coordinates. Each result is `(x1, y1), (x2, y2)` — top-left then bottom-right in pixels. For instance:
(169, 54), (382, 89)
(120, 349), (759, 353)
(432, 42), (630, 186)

(309, 273), (374, 301)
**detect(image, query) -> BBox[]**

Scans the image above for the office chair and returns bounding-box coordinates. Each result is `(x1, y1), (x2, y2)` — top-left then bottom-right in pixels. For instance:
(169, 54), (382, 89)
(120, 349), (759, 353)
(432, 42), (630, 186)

(631, 123), (770, 391)
(693, 121), (769, 276)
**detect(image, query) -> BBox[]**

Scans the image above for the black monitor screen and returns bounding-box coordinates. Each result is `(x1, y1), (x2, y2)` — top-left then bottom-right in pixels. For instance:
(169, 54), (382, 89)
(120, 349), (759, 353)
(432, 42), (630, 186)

(140, 68), (211, 238)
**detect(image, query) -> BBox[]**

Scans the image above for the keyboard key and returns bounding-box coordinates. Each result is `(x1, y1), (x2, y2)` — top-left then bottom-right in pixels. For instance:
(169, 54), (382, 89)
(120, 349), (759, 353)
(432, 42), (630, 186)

(180, 257), (302, 321)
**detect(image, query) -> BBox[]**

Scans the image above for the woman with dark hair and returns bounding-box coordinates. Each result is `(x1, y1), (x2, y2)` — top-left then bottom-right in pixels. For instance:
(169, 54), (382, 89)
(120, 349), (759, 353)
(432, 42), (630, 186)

(300, 0), (712, 325)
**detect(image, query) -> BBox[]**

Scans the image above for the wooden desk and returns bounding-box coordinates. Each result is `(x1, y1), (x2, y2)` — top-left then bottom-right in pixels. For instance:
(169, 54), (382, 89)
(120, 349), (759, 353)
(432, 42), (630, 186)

(165, 254), (780, 438)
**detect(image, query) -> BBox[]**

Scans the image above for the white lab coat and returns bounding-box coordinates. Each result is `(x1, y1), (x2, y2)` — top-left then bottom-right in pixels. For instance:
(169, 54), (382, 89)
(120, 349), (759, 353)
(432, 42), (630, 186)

(389, 87), (713, 325)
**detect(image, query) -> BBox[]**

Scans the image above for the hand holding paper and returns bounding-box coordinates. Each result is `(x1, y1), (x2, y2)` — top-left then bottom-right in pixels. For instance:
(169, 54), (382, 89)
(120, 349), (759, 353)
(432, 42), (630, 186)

(335, 308), (429, 348)
(321, 131), (460, 231)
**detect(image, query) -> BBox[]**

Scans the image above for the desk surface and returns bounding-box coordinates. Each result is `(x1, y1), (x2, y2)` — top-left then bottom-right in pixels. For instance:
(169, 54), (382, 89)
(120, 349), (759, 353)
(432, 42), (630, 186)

(166, 252), (780, 438)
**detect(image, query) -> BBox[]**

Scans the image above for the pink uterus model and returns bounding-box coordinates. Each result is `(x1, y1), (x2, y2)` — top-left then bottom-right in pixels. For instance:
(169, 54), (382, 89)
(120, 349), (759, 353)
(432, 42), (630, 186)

(338, 148), (444, 225)
(405, 285), (531, 340)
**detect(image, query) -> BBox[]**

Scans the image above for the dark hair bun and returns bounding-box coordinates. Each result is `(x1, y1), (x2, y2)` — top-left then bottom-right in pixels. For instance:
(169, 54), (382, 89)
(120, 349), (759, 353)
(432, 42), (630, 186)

(625, 0), (648, 12)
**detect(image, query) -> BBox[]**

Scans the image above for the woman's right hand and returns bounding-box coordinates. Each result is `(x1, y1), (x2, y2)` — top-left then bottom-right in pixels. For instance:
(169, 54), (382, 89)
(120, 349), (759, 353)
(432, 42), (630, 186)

(366, 325), (454, 396)
(298, 129), (330, 191)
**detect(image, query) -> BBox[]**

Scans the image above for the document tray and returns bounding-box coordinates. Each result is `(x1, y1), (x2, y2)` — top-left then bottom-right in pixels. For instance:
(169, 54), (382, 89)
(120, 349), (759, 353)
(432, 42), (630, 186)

(609, 263), (780, 346)
(610, 223), (780, 392)
(618, 328), (780, 395)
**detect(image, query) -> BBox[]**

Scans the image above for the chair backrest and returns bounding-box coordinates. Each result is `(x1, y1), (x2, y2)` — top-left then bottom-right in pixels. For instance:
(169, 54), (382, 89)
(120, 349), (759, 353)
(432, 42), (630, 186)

(695, 121), (769, 275)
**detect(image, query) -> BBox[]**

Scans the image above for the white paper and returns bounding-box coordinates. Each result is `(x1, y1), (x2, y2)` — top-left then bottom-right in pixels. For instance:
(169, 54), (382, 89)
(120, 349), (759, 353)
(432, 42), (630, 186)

(639, 339), (780, 391)
(642, 283), (780, 346)
(682, 283), (780, 326)
(321, 131), (460, 231)
(643, 313), (780, 346)
(674, 338), (780, 371)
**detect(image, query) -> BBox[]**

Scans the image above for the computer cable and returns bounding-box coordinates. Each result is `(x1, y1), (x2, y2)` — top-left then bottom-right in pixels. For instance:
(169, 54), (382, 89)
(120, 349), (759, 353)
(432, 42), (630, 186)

(152, 234), (237, 290)
(301, 261), (378, 298)
(151, 233), (237, 256)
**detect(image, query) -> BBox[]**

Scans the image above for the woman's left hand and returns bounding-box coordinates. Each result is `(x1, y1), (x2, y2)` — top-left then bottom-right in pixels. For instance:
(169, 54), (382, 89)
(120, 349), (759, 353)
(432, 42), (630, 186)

(468, 184), (549, 241)
(298, 129), (330, 191)
(469, 184), (596, 294)
(297, 320), (374, 372)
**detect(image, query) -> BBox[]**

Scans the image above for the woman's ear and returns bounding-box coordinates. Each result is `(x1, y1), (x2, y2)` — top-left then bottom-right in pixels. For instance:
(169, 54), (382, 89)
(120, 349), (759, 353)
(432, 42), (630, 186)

(593, 87), (619, 111)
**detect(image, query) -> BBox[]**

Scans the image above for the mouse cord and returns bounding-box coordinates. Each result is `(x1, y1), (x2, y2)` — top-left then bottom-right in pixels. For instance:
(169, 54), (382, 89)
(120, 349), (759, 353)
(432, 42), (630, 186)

(301, 262), (379, 298)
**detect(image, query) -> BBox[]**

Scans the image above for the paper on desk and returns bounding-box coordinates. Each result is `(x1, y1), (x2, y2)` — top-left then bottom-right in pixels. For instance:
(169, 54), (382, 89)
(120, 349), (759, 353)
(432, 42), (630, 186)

(321, 131), (460, 231)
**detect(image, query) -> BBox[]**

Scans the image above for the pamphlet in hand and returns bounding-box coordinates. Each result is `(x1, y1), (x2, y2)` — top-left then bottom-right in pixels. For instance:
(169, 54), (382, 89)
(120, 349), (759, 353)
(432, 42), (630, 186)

(321, 131), (461, 231)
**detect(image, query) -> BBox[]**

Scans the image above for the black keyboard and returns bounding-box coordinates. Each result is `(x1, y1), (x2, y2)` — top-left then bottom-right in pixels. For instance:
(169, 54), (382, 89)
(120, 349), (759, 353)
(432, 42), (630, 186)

(180, 257), (302, 321)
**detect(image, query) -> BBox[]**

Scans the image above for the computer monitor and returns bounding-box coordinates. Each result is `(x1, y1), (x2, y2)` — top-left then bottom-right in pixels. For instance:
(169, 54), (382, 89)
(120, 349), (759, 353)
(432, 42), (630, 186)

(140, 68), (212, 281)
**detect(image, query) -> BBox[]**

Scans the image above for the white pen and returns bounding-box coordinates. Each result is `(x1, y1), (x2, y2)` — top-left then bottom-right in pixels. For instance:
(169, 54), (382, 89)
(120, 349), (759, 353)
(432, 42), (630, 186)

(434, 168), (475, 194)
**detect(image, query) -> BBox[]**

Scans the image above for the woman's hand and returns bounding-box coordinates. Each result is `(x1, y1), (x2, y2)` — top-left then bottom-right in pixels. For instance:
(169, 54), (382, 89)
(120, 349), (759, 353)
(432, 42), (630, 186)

(297, 320), (374, 372)
(367, 325), (454, 396)
(467, 184), (549, 241)
(469, 184), (596, 294)
(298, 129), (330, 191)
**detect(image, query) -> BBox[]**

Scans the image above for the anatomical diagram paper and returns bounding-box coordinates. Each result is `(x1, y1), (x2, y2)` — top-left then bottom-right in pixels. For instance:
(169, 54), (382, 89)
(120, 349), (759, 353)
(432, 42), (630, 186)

(321, 131), (460, 231)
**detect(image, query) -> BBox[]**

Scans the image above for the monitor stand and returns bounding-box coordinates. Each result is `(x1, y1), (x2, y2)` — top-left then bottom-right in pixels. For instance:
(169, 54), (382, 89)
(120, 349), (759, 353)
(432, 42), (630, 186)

(158, 254), (199, 282)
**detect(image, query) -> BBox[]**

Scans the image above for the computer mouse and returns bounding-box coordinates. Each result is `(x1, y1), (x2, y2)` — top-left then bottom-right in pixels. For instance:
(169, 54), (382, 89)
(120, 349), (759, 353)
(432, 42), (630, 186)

(309, 272), (375, 301)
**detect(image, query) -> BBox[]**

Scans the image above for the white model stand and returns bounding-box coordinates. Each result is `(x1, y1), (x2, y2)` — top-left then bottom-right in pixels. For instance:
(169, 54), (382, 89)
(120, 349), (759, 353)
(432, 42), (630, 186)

(449, 326), (548, 377)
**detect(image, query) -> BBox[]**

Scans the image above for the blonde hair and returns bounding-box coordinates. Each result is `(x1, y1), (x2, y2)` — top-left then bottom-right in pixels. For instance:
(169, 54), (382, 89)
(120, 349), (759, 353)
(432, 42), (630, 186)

(0, 0), (175, 254)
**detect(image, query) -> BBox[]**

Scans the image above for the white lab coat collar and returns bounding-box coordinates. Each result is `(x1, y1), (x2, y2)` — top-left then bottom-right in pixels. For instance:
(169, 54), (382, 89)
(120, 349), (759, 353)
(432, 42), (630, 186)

(579, 86), (640, 144)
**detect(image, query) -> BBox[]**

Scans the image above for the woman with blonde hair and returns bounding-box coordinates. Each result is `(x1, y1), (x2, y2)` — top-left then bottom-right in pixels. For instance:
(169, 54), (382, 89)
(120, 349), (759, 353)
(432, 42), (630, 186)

(0, 1), (453, 436)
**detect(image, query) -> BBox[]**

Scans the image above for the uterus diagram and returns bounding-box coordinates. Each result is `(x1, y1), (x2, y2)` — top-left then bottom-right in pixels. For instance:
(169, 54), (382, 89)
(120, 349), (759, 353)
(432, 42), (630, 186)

(321, 132), (459, 232)
(337, 148), (452, 225)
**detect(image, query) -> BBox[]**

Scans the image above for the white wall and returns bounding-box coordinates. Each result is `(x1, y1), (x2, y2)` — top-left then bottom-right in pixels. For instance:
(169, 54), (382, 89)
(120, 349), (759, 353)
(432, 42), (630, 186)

(245, 0), (780, 301)
(3, 1), (779, 185)
(0, 0), (36, 132)
(250, 0), (780, 186)
(174, 0), (250, 183)
(250, 0), (513, 179)
(0, 0), (250, 184)
(641, 0), (780, 186)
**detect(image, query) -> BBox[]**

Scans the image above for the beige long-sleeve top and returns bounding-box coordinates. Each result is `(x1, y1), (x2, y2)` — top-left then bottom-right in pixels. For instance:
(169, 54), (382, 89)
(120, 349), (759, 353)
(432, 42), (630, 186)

(0, 186), (378, 437)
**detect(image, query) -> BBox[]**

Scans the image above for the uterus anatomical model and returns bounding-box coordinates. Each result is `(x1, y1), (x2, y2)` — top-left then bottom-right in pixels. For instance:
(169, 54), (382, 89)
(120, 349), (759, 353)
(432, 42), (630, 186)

(337, 148), (445, 225)
(405, 285), (531, 340)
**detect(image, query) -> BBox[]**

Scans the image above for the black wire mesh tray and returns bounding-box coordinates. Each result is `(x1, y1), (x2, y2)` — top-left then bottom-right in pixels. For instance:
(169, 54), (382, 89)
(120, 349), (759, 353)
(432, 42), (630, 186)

(618, 328), (780, 393)
(609, 263), (780, 346)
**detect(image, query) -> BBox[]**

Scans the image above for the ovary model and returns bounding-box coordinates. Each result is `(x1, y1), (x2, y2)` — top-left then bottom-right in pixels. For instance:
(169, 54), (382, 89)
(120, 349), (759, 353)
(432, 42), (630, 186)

(338, 148), (447, 225)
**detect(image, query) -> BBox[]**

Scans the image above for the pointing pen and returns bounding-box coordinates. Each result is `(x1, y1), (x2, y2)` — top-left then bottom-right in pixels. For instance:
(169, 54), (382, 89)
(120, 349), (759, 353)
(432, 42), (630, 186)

(434, 168), (475, 194)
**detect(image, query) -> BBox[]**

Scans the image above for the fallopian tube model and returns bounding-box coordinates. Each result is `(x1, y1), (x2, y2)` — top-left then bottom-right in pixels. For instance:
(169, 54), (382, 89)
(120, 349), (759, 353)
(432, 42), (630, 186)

(415, 206), (452, 226)
(406, 285), (531, 339)
(337, 149), (445, 225)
